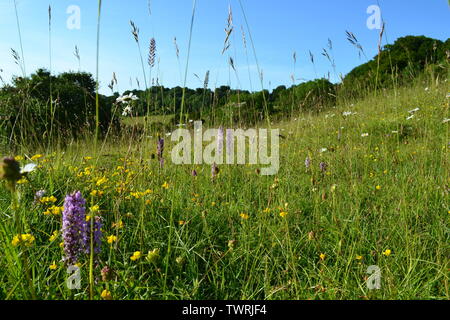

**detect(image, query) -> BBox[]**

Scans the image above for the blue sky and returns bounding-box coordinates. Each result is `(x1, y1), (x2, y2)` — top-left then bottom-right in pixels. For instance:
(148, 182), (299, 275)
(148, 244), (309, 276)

(0, 0), (448, 94)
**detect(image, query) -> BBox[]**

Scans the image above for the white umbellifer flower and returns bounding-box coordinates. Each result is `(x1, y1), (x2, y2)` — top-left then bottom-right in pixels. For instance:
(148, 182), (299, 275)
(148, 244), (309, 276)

(361, 133), (369, 137)
(408, 108), (420, 114)
(122, 105), (133, 116)
(319, 148), (328, 153)
(117, 92), (139, 104)
(406, 115), (415, 120)
(342, 111), (357, 117)
(166, 132), (172, 137)
(443, 119), (450, 124)
(446, 93), (450, 99)
(424, 87), (429, 91)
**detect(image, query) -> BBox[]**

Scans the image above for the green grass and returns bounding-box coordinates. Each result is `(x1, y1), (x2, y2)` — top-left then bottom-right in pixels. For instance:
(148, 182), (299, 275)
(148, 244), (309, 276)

(0, 81), (448, 300)
(121, 114), (175, 127)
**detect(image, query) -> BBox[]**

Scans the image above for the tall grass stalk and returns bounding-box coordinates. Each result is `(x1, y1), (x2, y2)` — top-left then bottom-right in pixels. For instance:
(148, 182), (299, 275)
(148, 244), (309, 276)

(237, 0), (271, 127)
(179, 0), (197, 124)
(95, 0), (103, 148)
(48, 5), (55, 150)
(13, 0), (26, 77)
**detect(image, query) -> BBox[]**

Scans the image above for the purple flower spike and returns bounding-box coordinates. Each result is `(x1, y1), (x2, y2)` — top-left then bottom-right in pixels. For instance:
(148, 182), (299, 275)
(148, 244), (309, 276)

(305, 157), (311, 170)
(62, 191), (87, 265)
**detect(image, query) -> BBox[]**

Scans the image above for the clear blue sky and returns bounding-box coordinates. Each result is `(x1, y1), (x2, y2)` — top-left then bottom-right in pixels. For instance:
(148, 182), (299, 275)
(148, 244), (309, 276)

(0, 0), (448, 94)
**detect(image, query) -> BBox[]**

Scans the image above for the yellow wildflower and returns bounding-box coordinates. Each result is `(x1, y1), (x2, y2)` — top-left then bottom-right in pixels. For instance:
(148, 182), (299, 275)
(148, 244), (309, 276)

(90, 190), (104, 197)
(319, 253), (326, 261)
(240, 213), (249, 220)
(382, 249), (392, 257)
(11, 235), (20, 247)
(96, 177), (108, 186)
(31, 154), (44, 161)
(101, 289), (112, 300)
(44, 205), (64, 216)
(17, 177), (28, 184)
(40, 196), (57, 204)
(107, 235), (118, 244)
(130, 251), (142, 261)
(112, 220), (124, 229)
(162, 182), (169, 189)
(11, 234), (35, 247)
(49, 230), (59, 242)
(49, 262), (58, 270)
(279, 211), (288, 218)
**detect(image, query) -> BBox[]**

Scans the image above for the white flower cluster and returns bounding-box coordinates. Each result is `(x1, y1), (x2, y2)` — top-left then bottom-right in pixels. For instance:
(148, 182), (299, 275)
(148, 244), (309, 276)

(116, 93), (139, 116)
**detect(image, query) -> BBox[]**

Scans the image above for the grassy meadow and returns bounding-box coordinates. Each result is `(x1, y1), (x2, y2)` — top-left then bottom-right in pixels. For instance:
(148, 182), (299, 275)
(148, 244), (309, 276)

(0, 1), (449, 301)
(1, 81), (448, 300)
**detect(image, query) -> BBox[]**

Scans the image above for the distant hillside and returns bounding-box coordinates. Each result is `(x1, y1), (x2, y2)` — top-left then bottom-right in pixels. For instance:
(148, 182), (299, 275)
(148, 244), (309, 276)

(1, 35), (448, 145)
(342, 35), (449, 94)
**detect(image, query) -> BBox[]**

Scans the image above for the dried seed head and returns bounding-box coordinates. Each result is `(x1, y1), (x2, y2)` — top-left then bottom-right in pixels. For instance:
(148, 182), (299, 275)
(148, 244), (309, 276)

(148, 38), (156, 68)
(130, 21), (139, 42)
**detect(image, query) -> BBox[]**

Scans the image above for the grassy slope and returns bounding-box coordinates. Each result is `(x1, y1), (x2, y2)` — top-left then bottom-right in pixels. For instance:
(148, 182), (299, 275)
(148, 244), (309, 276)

(0, 81), (448, 300)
